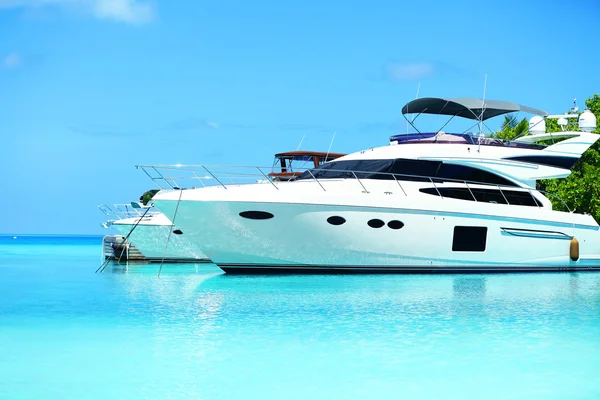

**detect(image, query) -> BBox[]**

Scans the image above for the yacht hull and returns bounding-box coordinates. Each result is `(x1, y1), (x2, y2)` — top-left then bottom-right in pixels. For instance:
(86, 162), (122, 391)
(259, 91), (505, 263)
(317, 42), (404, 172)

(153, 190), (600, 273)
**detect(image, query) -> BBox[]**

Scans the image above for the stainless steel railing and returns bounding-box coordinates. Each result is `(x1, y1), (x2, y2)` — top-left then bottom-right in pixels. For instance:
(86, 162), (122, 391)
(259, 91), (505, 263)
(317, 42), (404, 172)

(135, 164), (573, 213)
(98, 203), (160, 220)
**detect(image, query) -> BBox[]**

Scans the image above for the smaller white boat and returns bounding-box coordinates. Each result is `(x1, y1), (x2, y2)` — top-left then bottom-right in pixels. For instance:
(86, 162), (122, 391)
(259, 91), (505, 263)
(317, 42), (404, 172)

(99, 201), (210, 262)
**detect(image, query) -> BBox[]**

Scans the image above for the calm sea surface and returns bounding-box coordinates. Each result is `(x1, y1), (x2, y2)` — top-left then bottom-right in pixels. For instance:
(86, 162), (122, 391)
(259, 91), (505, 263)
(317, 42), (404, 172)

(1, 235), (599, 399)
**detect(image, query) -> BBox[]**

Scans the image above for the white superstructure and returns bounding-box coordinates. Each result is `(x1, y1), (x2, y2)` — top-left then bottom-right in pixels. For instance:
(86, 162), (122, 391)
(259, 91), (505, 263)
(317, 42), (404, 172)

(140, 97), (600, 273)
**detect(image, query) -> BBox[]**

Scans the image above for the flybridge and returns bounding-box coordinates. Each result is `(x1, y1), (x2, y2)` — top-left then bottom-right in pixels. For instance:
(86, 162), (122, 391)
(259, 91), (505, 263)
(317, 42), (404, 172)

(401, 97), (548, 121)
(392, 96), (597, 148)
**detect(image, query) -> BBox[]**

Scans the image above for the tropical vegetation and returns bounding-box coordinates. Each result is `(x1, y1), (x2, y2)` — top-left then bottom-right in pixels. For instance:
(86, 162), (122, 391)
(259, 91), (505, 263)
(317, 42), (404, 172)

(492, 94), (600, 222)
(140, 189), (160, 205)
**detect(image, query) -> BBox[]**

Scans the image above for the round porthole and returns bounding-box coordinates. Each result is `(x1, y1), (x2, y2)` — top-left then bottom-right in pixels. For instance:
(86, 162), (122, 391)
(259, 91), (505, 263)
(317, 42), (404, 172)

(327, 216), (346, 226)
(239, 211), (274, 220)
(173, 229), (183, 235)
(387, 220), (404, 230)
(367, 219), (385, 228)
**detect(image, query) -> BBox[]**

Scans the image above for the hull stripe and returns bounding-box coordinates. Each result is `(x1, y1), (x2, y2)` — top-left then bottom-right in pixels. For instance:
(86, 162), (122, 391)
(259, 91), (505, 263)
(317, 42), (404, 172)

(217, 263), (600, 274)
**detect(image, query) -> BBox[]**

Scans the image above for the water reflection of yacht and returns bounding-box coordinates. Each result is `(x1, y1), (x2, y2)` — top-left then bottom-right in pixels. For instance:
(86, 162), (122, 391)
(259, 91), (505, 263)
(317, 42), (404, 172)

(141, 97), (600, 273)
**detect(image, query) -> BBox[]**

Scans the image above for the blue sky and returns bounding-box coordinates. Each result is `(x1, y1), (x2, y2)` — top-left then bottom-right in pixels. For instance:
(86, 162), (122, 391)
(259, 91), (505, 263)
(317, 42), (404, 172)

(1, 0), (599, 234)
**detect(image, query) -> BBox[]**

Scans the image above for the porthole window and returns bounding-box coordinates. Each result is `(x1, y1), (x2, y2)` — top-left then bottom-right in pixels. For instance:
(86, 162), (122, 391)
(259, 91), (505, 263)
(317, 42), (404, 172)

(367, 219), (385, 228)
(387, 220), (404, 230)
(327, 216), (346, 226)
(239, 211), (274, 220)
(173, 229), (183, 235)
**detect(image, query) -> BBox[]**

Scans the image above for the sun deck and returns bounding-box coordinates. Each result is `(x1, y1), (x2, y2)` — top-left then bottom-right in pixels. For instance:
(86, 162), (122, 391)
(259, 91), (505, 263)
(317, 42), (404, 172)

(389, 132), (546, 149)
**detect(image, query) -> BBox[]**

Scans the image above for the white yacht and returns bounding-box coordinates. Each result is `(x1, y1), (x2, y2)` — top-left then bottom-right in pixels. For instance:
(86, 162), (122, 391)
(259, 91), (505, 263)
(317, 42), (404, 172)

(99, 202), (210, 262)
(140, 98), (600, 273)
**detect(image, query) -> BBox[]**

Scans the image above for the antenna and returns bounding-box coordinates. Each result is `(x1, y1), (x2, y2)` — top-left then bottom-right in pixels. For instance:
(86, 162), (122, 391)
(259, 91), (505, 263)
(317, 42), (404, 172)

(570, 98), (579, 114)
(407, 82), (421, 133)
(480, 73), (487, 133)
(325, 132), (336, 161)
(296, 134), (306, 151)
(478, 74), (488, 152)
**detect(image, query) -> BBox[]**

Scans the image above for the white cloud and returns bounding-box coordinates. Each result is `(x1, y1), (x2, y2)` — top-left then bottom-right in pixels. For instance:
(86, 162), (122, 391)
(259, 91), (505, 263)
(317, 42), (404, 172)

(2, 52), (22, 68)
(92, 0), (153, 24)
(385, 61), (434, 81)
(0, 0), (155, 24)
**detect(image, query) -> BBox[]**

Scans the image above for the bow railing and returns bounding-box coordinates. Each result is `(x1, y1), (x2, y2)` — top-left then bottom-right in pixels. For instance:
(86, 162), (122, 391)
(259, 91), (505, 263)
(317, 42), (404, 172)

(98, 203), (160, 220)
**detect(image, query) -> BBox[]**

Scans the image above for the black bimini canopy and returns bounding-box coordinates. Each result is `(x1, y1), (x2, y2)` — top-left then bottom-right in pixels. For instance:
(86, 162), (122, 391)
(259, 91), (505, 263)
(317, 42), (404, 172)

(401, 97), (548, 121)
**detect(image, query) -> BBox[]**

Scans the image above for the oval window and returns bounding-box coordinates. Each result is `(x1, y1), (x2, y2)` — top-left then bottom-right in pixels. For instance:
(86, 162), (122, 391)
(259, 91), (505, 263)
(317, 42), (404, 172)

(239, 211), (274, 220)
(173, 229), (183, 235)
(327, 216), (346, 226)
(367, 219), (385, 228)
(387, 220), (404, 230)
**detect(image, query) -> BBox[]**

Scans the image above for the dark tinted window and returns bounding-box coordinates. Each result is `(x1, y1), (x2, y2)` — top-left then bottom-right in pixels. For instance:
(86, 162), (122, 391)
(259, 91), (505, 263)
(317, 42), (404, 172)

(388, 159), (441, 182)
(367, 219), (385, 228)
(387, 220), (404, 230)
(239, 211), (274, 220)
(502, 190), (542, 207)
(327, 216), (346, 226)
(452, 226), (487, 252)
(420, 187), (542, 207)
(421, 187), (476, 201)
(505, 155), (579, 169)
(297, 159), (394, 180)
(436, 163), (514, 186)
(297, 158), (516, 186)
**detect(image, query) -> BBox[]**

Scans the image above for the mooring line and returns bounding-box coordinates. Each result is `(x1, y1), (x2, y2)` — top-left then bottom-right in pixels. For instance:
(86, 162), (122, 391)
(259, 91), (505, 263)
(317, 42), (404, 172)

(96, 206), (152, 273)
(157, 189), (184, 277)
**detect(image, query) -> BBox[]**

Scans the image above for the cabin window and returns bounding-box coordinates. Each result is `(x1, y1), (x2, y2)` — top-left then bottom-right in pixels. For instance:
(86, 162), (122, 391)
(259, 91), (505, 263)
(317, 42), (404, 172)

(239, 211), (274, 220)
(367, 219), (385, 228)
(452, 226), (487, 252)
(434, 163), (514, 186)
(504, 155), (579, 170)
(173, 229), (183, 235)
(387, 220), (404, 230)
(327, 216), (346, 226)
(419, 187), (542, 207)
(297, 158), (516, 187)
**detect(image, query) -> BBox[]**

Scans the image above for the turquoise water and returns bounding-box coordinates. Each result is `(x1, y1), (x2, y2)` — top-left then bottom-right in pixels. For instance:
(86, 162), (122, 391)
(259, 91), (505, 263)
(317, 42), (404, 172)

(1, 235), (600, 399)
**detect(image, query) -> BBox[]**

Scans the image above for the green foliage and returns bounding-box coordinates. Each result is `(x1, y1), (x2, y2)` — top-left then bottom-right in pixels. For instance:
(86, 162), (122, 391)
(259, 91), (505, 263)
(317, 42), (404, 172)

(585, 93), (600, 134)
(491, 114), (529, 140)
(537, 93), (600, 221)
(140, 189), (160, 205)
